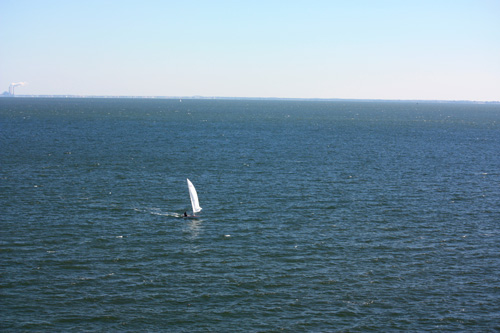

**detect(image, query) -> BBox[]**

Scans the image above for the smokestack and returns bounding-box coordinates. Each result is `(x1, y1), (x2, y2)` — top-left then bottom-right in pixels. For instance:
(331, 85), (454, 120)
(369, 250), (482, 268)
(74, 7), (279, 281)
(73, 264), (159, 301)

(9, 82), (26, 96)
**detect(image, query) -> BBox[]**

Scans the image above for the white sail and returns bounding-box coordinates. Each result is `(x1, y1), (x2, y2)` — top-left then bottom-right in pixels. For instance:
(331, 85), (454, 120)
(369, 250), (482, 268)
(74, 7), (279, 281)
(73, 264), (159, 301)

(187, 179), (202, 214)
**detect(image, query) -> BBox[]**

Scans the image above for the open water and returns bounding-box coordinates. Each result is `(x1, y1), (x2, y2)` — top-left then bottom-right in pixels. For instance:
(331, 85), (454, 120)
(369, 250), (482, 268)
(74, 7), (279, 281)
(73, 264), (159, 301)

(1, 98), (500, 331)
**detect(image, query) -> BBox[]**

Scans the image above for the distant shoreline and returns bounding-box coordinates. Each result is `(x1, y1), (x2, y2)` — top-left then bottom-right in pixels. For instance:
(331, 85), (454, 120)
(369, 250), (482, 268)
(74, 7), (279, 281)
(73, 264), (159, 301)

(1, 95), (498, 104)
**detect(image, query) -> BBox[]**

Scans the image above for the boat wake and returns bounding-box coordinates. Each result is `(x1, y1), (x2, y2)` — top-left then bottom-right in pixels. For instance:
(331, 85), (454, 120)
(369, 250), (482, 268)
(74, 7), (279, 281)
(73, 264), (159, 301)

(134, 208), (182, 218)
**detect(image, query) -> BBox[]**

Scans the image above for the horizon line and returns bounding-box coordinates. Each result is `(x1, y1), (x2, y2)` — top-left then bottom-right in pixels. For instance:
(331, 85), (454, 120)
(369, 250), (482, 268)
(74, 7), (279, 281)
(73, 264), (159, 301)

(1, 94), (499, 104)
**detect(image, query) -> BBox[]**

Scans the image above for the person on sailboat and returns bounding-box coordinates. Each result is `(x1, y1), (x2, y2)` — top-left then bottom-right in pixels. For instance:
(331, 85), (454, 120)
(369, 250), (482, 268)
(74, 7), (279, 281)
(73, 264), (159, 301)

(183, 212), (188, 217)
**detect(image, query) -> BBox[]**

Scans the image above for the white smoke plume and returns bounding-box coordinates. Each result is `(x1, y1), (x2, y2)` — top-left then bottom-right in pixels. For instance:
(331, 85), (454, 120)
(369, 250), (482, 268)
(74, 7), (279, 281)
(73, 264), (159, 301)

(8, 82), (27, 95)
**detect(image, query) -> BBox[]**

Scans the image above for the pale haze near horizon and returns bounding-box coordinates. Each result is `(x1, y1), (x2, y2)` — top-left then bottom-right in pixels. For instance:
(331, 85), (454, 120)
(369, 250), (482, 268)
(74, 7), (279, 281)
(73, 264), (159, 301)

(1, 0), (499, 101)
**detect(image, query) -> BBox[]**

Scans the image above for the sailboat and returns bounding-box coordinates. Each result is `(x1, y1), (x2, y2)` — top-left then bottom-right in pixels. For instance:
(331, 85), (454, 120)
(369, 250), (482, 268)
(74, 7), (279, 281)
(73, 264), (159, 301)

(185, 179), (202, 218)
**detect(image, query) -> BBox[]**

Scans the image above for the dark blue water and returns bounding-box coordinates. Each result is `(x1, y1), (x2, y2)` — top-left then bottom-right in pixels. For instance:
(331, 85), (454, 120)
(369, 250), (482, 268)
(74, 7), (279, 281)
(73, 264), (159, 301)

(1, 98), (499, 331)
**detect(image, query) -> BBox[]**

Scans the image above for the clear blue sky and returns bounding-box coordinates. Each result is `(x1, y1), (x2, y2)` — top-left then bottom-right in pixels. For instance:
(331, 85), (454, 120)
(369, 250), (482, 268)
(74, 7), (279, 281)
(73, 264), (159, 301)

(1, 0), (499, 100)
